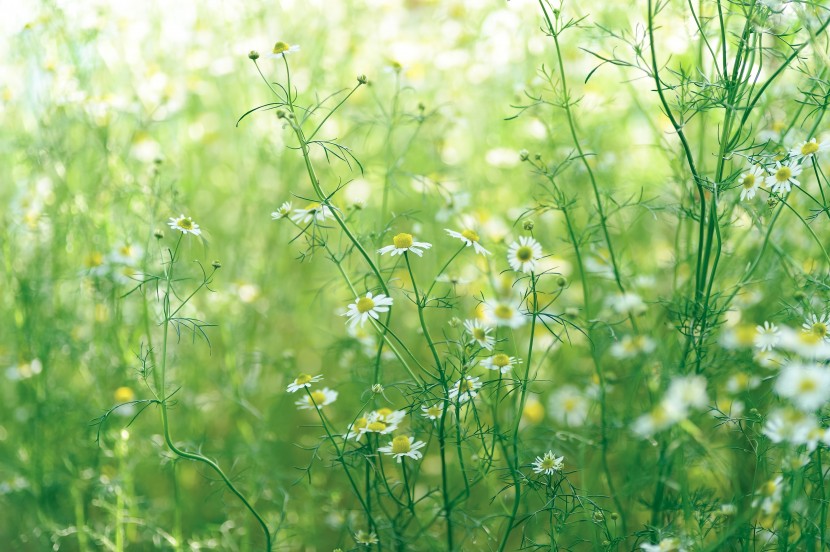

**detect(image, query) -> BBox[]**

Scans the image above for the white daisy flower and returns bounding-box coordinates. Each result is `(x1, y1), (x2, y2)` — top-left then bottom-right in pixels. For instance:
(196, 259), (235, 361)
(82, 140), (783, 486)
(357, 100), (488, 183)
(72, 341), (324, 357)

(789, 137), (829, 162)
(421, 403), (444, 420)
(754, 321), (780, 352)
(295, 387), (338, 410)
(725, 373), (761, 394)
(290, 202), (334, 225)
(354, 530), (379, 547)
(640, 538), (685, 552)
(766, 160), (802, 193)
(531, 450), (564, 475)
(378, 435), (426, 463)
(606, 292), (647, 316)
(802, 313), (830, 343)
(738, 165), (765, 201)
(449, 375), (482, 404)
(286, 373), (322, 393)
(479, 353), (520, 374)
(664, 375), (708, 412)
(507, 235), (543, 273)
(271, 201), (292, 220)
(347, 408), (405, 440)
(377, 232), (432, 257)
(344, 292), (393, 327)
(267, 41), (300, 59)
(107, 243), (144, 266)
(763, 407), (819, 446)
(445, 228), (491, 256)
(777, 326), (830, 359)
(548, 385), (589, 426)
(483, 299), (526, 329)
(609, 335), (656, 359)
(774, 362), (830, 411)
(463, 319), (495, 350)
(167, 214), (202, 236)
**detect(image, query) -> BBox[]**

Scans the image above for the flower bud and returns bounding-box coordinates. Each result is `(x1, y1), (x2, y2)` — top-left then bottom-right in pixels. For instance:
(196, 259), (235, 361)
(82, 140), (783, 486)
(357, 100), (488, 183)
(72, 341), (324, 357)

(357, 74), (368, 85)
(248, 50), (260, 60)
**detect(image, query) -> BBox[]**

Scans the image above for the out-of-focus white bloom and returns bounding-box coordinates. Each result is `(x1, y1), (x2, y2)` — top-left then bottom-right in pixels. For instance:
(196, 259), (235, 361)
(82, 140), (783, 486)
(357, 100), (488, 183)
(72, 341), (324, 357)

(271, 201), (292, 220)
(295, 387), (338, 410)
(286, 374), (322, 393)
(640, 538), (685, 552)
(483, 299), (526, 329)
(290, 202), (334, 225)
(725, 373), (761, 394)
(609, 335), (656, 359)
(763, 408), (826, 451)
(719, 324), (757, 350)
(774, 362), (830, 411)
(633, 376), (708, 437)
(754, 321), (780, 351)
(606, 292), (646, 316)
(776, 326), (830, 359)
(548, 385), (589, 427)
(446, 228), (491, 256)
(267, 41), (300, 59)
(752, 476), (783, 517)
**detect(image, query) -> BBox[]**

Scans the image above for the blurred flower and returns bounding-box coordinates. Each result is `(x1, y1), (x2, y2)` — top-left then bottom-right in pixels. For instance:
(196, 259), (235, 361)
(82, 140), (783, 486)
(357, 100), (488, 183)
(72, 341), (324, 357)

(774, 362), (830, 411)
(548, 385), (589, 426)
(789, 137), (829, 162)
(609, 335), (656, 359)
(286, 374), (322, 393)
(479, 353), (519, 374)
(606, 292), (646, 316)
(763, 408), (824, 450)
(271, 201), (292, 220)
(295, 388), (338, 410)
(378, 233), (432, 257)
(777, 326), (830, 358)
(344, 292), (393, 327)
(483, 299), (525, 328)
(739, 165), (764, 201)
(267, 41), (300, 59)
(378, 435), (426, 462)
(446, 228), (491, 256)
(421, 403), (444, 420)
(802, 313), (830, 343)
(167, 214), (201, 236)
(766, 160), (801, 193)
(640, 538), (685, 552)
(531, 450), (564, 475)
(463, 319), (495, 350)
(725, 373), (761, 394)
(449, 375), (482, 404)
(633, 376), (708, 437)
(507, 235), (542, 273)
(754, 321), (780, 351)
(291, 203), (333, 225)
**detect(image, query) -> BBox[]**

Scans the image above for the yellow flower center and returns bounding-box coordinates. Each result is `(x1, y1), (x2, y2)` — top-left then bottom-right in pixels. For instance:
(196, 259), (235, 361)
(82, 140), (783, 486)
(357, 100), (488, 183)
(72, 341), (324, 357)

(516, 245), (533, 262)
(367, 421), (387, 432)
(353, 417), (368, 430)
(762, 480), (777, 496)
(811, 322), (827, 337)
(733, 373), (749, 389)
(775, 167), (792, 182)
(177, 217), (194, 230)
(119, 245), (134, 256)
(356, 297), (375, 313)
(492, 354), (510, 367)
(742, 174), (756, 189)
(802, 141), (819, 155)
(735, 324), (757, 346)
(392, 233), (414, 249)
(272, 41), (291, 54)
(114, 386), (135, 402)
(391, 436), (411, 454)
(427, 406), (442, 417)
(799, 331), (822, 346)
(472, 327), (486, 340)
(459, 379), (473, 393)
(294, 374), (313, 385)
(85, 252), (104, 267)
(799, 379), (817, 393)
(563, 397), (578, 412)
(540, 457), (557, 470)
(376, 408), (393, 418)
(305, 202), (320, 212)
(494, 305), (513, 320)
(308, 390), (326, 405)
(461, 229), (480, 242)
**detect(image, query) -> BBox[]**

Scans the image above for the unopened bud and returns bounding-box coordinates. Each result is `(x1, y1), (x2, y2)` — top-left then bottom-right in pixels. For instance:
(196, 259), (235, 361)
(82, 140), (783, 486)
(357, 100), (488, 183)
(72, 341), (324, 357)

(522, 220), (534, 230)
(153, 229), (164, 240)
(248, 50), (260, 60)
(212, 260), (222, 269)
(357, 74), (368, 85)
(519, 149), (529, 161)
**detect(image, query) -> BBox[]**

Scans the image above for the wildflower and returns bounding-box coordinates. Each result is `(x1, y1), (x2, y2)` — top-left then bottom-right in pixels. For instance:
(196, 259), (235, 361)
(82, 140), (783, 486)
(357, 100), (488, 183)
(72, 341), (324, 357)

(507, 235), (543, 273)
(766, 160), (801, 193)
(483, 299), (526, 328)
(789, 137), (829, 161)
(738, 165), (764, 201)
(606, 292), (646, 316)
(754, 321), (780, 351)
(449, 375), (482, 404)
(270, 201), (292, 220)
(548, 385), (589, 426)
(344, 292), (394, 327)
(377, 232), (432, 257)
(774, 362), (830, 411)
(290, 202), (333, 225)
(763, 408), (819, 446)
(295, 387), (338, 410)
(108, 243), (143, 266)
(421, 403), (443, 420)
(752, 477), (783, 517)
(609, 335), (656, 359)
(725, 373), (761, 394)
(167, 214), (201, 236)
(640, 538), (685, 552)
(353, 530), (379, 546)
(531, 450), (564, 475)
(267, 41), (300, 59)
(479, 353), (520, 374)
(522, 398), (545, 424)
(664, 375), (708, 411)
(286, 374), (322, 393)
(347, 408), (405, 439)
(463, 319), (495, 350)
(802, 313), (830, 342)
(378, 435), (426, 462)
(777, 325), (830, 358)
(445, 228), (491, 256)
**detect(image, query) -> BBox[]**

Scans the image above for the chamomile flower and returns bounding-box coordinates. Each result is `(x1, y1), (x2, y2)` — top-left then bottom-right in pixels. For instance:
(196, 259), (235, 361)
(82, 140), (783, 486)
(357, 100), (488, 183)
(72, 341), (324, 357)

(421, 403), (444, 420)
(548, 385), (589, 426)
(479, 353), (520, 374)
(290, 202), (334, 225)
(347, 408), (405, 439)
(295, 387), (338, 410)
(507, 235), (543, 273)
(445, 228), (491, 256)
(754, 321), (781, 352)
(377, 233), (432, 257)
(463, 319), (495, 350)
(790, 137), (829, 161)
(766, 160), (802, 193)
(738, 165), (765, 201)
(483, 299), (526, 329)
(763, 407), (819, 446)
(531, 450), (564, 475)
(640, 538), (685, 552)
(774, 362), (830, 411)
(609, 335), (656, 359)
(802, 313), (830, 342)
(271, 201), (292, 220)
(378, 435), (426, 462)
(286, 373), (322, 393)
(353, 530), (379, 547)
(267, 41), (300, 59)
(449, 375), (482, 404)
(344, 292), (393, 327)
(168, 214), (201, 236)
(108, 243), (144, 266)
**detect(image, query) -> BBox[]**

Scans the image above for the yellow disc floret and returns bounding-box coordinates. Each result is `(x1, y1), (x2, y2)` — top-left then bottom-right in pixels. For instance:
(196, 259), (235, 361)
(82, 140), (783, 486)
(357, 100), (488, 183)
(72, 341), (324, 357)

(356, 297), (375, 313)
(516, 246), (533, 262)
(802, 141), (819, 156)
(391, 435), (411, 454)
(392, 233), (414, 249)
(461, 229), (480, 242)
